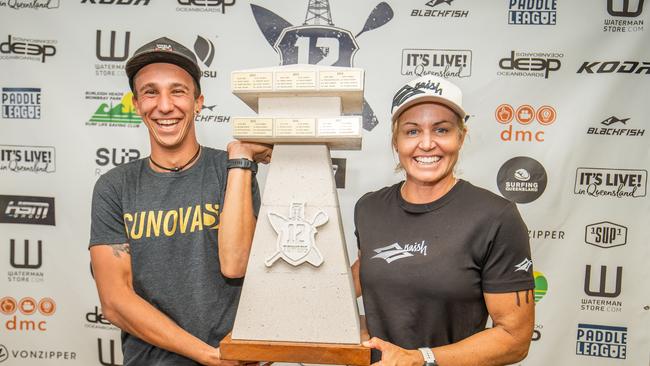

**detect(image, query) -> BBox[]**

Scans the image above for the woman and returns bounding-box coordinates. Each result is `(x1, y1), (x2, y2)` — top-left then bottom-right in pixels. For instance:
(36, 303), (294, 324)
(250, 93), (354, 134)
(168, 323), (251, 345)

(352, 76), (534, 366)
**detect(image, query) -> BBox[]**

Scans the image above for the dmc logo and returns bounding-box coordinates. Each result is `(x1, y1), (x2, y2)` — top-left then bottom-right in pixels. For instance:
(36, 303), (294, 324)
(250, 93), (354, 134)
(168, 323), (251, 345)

(96, 30), (130, 62)
(401, 49), (471, 78)
(584, 265), (622, 298)
(95, 148), (141, 167)
(10, 239), (42, 269)
(498, 51), (562, 78)
(574, 168), (647, 198)
(1, 87), (41, 119)
(587, 116), (645, 136)
(97, 338), (123, 366)
(577, 61), (650, 74)
(497, 156), (547, 203)
(508, 0), (557, 25)
(0, 35), (56, 63)
(495, 104), (556, 142)
(607, 0), (644, 17)
(0, 195), (55, 225)
(1, 296), (55, 332)
(177, 0), (235, 14)
(82, 0), (149, 4)
(576, 323), (627, 359)
(252, 0), (393, 131)
(585, 222), (627, 248)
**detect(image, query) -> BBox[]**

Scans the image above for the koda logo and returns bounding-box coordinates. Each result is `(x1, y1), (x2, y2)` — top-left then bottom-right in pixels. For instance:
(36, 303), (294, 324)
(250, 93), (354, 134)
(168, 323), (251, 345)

(193, 35), (217, 78)
(584, 265), (622, 298)
(10, 239), (42, 269)
(177, 0), (235, 14)
(251, 0), (393, 131)
(82, 0), (149, 5)
(497, 156), (547, 203)
(574, 168), (647, 198)
(587, 116), (645, 136)
(413, 0), (469, 18)
(96, 30), (130, 62)
(0, 0), (60, 9)
(577, 61), (650, 74)
(0, 145), (55, 173)
(97, 338), (123, 366)
(1, 296), (55, 332)
(495, 104), (556, 142)
(498, 51), (562, 78)
(607, 0), (644, 17)
(2, 87), (41, 119)
(401, 49), (471, 78)
(0, 195), (55, 226)
(576, 323), (627, 359)
(508, 0), (556, 25)
(0, 35), (56, 63)
(585, 222), (627, 248)
(86, 92), (141, 127)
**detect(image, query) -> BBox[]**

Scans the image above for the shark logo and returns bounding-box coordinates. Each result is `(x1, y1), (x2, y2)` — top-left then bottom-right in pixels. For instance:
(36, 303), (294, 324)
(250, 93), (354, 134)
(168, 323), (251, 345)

(251, 0), (394, 131)
(426, 0), (453, 7)
(601, 116), (629, 126)
(371, 243), (414, 263)
(514, 257), (533, 272)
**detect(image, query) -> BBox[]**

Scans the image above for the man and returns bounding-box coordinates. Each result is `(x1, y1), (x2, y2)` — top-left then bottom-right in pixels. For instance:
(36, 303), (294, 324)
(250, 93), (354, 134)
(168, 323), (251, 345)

(89, 37), (271, 366)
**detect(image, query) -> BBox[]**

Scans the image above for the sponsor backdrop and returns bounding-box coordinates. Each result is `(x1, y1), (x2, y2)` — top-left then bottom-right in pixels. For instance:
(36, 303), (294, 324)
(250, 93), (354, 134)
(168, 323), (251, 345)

(1, 0), (648, 365)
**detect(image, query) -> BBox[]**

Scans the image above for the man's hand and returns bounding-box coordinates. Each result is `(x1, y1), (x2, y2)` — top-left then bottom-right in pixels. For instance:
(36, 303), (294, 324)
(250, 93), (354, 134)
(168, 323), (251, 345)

(227, 141), (272, 164)
(363, 337), (423, 366)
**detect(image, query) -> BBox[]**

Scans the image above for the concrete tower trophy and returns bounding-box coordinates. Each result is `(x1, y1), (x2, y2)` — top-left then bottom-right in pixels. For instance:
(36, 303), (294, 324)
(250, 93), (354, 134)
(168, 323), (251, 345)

(219, 64), (369, 366)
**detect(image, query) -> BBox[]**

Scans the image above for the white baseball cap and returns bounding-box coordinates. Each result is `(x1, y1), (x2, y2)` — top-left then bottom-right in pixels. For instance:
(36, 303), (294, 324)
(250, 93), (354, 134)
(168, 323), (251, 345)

(391, 75), (466, 122)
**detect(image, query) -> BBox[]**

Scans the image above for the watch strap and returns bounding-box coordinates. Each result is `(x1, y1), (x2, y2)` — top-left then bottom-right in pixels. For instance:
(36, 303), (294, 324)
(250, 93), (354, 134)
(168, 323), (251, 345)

(418, 347), (437, 366)
(226, 158), (258, 175)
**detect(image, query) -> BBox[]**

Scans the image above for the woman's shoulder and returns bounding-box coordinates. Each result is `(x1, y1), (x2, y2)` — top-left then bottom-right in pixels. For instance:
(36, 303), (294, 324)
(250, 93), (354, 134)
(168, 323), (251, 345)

(355, 182), (401, 209)
(458, 180), (517, 214)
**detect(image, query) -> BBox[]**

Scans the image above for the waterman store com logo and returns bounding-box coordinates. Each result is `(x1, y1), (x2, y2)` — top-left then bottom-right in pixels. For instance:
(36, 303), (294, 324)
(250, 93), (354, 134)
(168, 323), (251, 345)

(0, 145), (55, 173)
(604, 0), (644, 32)
(0, 35), (56, 63)
(0, 195), (55, 225)
(8, 239), (44, 283)
(577, 61), (650, 74)
(574, 168), (647, 198)
(85, 91), (141, 127)
(581, 265), (623, 313)
(0, 0), (59, 10)
(497, 156), (547, 203)
(576, 323), (627, 359)
(498, 51), (562, 78)
(2, 87), (41, 119)
(411, 0), (469, 18)
(97, 337), (124, 366)
(251, 0), (393, 131)
(401, 49), (471, 78)
(585, 222), (627, 248)
(587, 115), (644, 136)
(95, 30), (130, 77)
(495, 104), (556, 142)
(508, 0), (556, 25)
(176, 0), (235, 13)
(95, 147), (141, 176)
(0, 296), (55, 332)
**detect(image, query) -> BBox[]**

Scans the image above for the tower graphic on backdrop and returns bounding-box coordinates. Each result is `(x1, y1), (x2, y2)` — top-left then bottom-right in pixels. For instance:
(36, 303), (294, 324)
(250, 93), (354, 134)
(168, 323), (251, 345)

(251, 0), (393, 131)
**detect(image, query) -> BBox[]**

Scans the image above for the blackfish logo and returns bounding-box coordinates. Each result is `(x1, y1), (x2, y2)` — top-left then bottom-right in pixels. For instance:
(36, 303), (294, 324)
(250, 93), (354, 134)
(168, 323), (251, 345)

(251, 0), (394, 131)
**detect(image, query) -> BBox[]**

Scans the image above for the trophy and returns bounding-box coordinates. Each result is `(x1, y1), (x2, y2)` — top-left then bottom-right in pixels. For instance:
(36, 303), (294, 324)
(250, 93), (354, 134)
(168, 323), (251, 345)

(220, 64), (369, 366)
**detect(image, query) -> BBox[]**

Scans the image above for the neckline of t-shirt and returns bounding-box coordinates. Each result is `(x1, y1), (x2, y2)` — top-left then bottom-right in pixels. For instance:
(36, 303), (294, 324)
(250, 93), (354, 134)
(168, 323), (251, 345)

(396, 179), (466, 213)
(143, 147), (207, 178)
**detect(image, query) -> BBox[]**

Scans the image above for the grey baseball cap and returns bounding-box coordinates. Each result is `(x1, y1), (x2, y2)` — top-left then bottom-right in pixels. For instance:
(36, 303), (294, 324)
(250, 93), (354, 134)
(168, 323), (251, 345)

(126, 37), (201, 93)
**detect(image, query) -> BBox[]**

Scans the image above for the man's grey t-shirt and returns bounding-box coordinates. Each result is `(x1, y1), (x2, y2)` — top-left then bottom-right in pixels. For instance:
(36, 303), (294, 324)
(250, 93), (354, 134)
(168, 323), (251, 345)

(89, 147), (260, 366)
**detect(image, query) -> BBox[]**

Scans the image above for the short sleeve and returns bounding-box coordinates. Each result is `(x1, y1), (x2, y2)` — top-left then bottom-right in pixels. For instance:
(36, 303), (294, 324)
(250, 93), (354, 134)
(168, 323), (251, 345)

(89, 174), (127, 247)
(251, 176), (261, 217)
(481, 202), (535, 293)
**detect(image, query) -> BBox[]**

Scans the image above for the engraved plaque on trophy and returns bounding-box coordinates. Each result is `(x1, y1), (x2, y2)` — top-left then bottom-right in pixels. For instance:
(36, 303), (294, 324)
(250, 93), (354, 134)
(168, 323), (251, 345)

(220, 65), (369, 366)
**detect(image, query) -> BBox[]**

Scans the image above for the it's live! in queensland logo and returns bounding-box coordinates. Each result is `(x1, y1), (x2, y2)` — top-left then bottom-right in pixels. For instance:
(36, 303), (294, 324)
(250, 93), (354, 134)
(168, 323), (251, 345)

(574, 168), (647, 198)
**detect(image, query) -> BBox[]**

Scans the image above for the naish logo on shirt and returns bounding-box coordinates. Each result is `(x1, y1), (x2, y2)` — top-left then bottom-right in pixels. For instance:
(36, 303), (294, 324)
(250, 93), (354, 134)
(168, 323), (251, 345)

(371, 241), (427, 263)
(123, 203), (219, 240)
(514, 257), (533, 272)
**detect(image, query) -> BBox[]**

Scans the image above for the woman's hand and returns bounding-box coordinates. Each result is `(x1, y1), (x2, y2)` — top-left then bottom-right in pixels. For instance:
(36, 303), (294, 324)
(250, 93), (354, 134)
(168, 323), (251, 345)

(363, 337), (424, 366)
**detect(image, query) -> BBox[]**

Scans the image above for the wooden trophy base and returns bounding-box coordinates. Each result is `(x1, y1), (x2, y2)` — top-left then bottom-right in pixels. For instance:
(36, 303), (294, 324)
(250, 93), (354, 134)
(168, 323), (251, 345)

(220, 333), (370, 366)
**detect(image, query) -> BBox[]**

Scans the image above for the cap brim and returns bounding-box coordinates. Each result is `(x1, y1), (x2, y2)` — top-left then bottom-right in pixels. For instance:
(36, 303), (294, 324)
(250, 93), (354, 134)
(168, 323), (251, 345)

(392, 95), (466, 123)
(126, 51), (201, 90)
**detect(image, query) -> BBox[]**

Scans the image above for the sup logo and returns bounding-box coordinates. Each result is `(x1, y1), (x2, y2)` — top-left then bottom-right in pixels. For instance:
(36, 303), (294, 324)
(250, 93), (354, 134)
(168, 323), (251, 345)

(585, 222), (627, 248)
(251, 0), (393, 131)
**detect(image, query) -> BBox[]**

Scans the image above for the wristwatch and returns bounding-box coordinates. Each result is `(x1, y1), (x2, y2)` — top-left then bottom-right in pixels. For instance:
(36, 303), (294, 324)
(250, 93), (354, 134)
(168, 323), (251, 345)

(226, 158), (258, 175)
(418, 347), (438, 366)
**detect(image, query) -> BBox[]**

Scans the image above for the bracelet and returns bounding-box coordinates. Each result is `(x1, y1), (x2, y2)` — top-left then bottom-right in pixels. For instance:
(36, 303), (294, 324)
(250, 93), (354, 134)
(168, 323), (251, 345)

(226, 158), (258, 175)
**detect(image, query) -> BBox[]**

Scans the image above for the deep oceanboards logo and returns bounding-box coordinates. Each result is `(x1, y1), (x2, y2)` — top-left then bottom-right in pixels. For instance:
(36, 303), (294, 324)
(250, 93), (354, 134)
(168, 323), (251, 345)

(574, 168), (646, 198)
(0, 195), (55, 225)
(498, 51), (562, 78)
(176, 0), (235, 13)
(401, 49), (471, 78)
(0, 35), (56, 63)
(2, 88), (41, 119)
(497, 156), (547, 203)
(576, 323), (627, 359)
(251, 0), (393, 131)
(0, 145), (55, 173)
(508, 0), (557, 25)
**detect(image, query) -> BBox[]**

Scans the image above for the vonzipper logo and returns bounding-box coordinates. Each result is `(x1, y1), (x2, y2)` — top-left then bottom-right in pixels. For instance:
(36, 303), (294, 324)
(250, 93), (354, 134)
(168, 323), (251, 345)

(0, 195), (55, 226)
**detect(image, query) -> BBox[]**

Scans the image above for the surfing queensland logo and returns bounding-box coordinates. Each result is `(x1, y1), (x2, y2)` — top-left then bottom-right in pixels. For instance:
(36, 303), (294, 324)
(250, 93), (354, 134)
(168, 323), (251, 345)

(497, 156), (547, 203)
